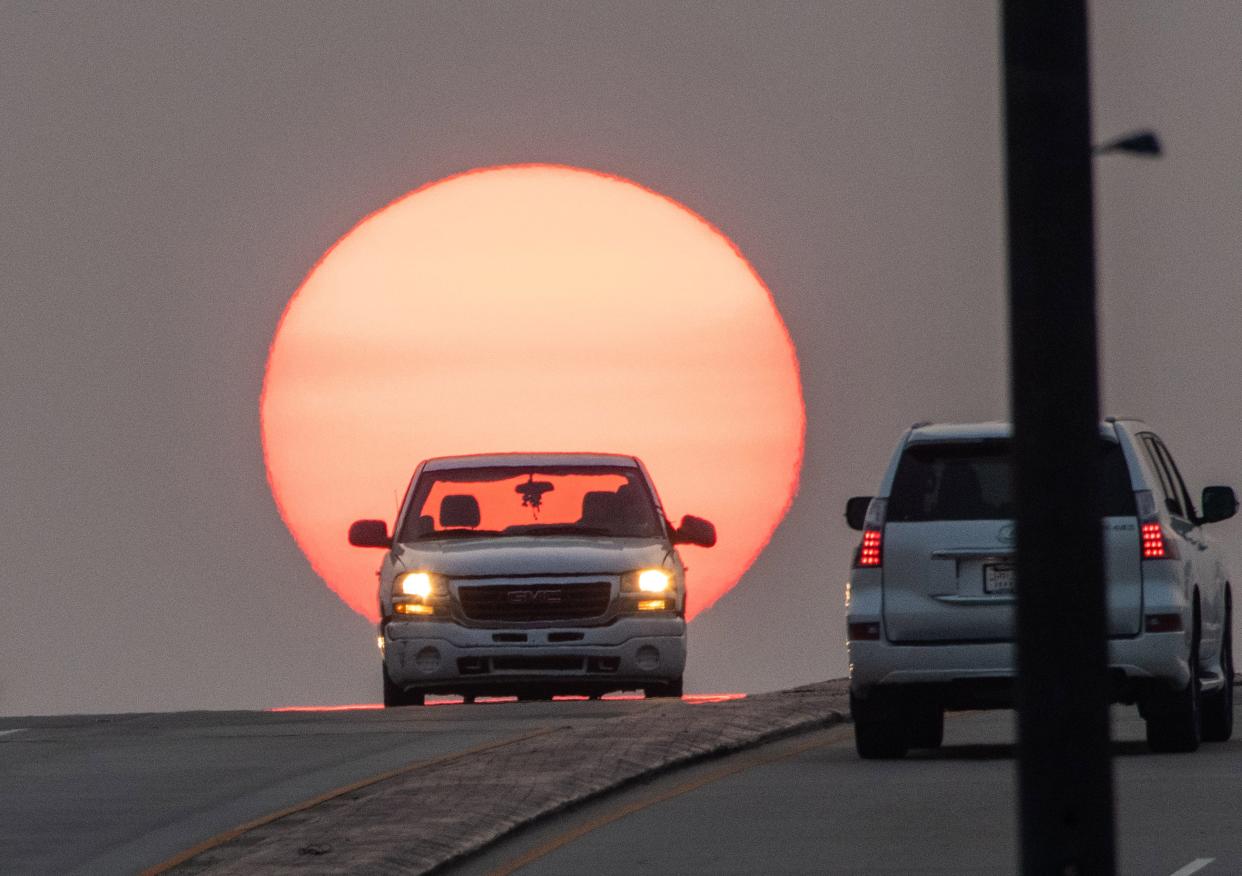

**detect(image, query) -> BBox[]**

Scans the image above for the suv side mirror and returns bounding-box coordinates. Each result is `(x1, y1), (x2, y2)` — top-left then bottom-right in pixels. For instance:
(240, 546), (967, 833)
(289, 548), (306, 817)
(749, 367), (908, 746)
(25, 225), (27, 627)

(672, 515), (717, 548)
(845, 496), (873, 531)
(348, 519), (391, 548)
(1200, 486), (1238, 524)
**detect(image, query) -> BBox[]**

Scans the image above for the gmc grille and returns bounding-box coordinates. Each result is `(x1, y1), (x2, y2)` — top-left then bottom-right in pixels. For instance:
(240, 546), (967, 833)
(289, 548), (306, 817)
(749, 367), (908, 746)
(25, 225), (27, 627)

(457, 582), (612, 622)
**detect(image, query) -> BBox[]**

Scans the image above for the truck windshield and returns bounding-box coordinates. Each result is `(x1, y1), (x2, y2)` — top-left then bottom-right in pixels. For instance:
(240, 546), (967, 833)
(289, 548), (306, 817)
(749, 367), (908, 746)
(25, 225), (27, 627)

(399, 465), (664, 541)
(887, 439), (1137, 522)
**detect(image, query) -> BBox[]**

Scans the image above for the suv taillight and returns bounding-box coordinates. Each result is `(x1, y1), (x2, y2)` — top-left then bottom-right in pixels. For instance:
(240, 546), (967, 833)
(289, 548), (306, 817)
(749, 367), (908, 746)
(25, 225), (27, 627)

(1140, 522), (1167, 559)
(853, 498), (887, 568)
(857, 530), (882, 566)
(1136, 490), (1179, 560)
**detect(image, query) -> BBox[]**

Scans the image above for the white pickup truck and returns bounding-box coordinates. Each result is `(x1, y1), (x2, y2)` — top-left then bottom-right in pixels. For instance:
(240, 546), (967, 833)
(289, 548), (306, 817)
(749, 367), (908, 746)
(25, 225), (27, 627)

(349, 453), (716, 705)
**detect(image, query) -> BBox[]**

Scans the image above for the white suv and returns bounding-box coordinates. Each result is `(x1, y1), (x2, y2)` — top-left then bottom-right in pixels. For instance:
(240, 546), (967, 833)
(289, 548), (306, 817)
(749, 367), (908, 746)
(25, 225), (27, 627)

(349, 453), (715, 705)
(845, 420), (1236, 758)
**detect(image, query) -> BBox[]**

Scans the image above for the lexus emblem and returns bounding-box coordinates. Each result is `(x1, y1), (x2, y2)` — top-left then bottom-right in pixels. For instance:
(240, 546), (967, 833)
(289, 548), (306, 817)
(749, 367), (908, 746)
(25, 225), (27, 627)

(998, 523), (1016, 545)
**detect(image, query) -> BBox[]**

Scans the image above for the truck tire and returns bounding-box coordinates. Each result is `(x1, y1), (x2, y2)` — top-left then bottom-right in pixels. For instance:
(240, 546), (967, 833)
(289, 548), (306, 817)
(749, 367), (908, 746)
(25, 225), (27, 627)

(851, 690), (909, 759)
(1202, 605), (1233, 743)
(1145, 621), (1202, 753)
(382, 665), (426, 708)
(646, 676), (684, 698)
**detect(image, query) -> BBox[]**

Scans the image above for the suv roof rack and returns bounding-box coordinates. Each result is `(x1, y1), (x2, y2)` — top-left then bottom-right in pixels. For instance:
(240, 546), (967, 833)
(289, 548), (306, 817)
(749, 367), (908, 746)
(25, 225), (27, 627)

(910, 420), (933, 429)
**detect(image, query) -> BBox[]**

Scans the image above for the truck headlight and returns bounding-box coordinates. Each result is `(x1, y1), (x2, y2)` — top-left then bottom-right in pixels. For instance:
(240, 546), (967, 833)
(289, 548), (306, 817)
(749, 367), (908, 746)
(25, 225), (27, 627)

(637, 569), (671, 593)
(619, 569), (677, 613)
(621, 568), (673, 593)
(392, 571), (445, 618)
(397, 571), (435, 598)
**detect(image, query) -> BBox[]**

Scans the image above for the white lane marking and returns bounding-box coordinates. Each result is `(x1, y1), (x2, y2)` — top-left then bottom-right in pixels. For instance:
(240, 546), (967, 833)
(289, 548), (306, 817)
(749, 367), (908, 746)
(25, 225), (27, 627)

(0, 729), (26, 738)
(1170, 859), (1214, 876)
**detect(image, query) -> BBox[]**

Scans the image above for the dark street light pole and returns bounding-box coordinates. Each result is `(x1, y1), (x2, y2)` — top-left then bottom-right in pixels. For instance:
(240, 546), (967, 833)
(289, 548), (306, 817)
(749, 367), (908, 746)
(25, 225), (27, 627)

(1003, 3), (1117, 874)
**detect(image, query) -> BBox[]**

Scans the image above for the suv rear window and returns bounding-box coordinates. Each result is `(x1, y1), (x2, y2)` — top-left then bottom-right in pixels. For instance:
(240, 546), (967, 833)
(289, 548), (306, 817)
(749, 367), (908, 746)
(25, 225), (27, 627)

(887, 439), (1136, 522)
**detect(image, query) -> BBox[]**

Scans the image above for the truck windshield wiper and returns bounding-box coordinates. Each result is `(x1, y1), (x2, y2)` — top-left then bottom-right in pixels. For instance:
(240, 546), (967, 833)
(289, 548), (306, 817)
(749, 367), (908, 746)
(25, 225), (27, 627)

(506, 525), (613, 537)
(418, 529), (504, 540)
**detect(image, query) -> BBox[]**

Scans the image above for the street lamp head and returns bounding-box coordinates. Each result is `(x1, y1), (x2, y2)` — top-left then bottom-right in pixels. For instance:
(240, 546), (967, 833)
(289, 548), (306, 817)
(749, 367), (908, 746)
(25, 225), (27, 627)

(1093, 130), (1162, 158)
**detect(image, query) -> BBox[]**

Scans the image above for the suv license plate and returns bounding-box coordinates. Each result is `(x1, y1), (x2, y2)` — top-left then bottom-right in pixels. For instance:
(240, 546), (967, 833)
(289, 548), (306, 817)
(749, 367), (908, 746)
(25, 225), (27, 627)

(984, 564), (1016, 594)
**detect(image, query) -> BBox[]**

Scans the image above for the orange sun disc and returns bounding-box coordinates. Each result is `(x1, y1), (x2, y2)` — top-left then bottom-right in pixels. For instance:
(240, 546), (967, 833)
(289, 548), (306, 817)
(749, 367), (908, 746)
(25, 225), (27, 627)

(260, 164), (804, 622)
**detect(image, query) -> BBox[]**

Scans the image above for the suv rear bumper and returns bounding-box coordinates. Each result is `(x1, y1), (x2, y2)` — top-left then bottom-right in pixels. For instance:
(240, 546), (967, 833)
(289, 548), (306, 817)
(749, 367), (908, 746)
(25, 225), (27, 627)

(384, 616), (686, 692)
(849, 631), (1191, 706)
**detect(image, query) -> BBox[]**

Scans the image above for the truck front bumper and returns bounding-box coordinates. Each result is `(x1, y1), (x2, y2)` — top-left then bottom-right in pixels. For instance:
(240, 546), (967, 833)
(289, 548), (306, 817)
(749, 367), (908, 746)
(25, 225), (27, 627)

(383, 616), (687, 692)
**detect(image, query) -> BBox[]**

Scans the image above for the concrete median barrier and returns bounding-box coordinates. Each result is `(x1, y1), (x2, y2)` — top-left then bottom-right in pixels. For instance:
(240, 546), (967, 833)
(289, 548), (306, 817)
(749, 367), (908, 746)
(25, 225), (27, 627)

(161, 680), (848, 874)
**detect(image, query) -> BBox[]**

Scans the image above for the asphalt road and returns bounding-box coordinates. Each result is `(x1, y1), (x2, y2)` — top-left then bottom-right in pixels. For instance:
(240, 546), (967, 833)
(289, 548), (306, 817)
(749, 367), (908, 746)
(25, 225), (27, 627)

(0, 698), (656, 875)
(451, 704), (1242, 876)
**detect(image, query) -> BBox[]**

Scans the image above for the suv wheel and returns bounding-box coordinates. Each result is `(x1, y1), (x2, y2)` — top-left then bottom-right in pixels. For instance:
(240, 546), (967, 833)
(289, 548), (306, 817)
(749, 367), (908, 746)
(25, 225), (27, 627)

(382, 665), (426, 708)
(1202, 602), (1234, 742)
(851, 690), (910, 759)
(1145, 620), (1202, 753)
(646, 676), (684, 699)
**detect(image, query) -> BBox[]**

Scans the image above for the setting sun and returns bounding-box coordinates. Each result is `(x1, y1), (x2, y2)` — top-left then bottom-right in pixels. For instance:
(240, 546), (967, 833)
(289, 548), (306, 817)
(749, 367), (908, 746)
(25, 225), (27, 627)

(260, 164), (804, 621)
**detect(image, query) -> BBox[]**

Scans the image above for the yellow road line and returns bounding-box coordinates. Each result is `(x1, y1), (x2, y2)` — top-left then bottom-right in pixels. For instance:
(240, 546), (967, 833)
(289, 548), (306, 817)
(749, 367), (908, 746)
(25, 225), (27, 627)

(486, 724), (855, 876)
(142, 724), (562, 875)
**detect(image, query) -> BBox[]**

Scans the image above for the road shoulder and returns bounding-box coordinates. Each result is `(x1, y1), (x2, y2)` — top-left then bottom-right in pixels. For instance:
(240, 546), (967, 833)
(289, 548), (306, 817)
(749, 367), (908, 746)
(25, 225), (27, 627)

(444, 722), (856, 876)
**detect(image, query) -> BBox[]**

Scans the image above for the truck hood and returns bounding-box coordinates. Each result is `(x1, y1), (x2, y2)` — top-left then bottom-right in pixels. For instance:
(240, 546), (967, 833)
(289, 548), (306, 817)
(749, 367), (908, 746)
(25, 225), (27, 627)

(394, 536), (670, 577)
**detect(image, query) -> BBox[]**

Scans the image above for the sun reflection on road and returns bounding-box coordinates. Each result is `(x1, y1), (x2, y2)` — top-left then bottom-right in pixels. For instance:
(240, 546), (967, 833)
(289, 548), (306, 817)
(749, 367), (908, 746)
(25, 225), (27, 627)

(267, 692), (747, 712)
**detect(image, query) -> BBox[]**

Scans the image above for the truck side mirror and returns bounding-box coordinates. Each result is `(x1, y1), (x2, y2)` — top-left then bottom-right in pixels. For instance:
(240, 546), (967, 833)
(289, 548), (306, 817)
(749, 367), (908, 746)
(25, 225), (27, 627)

(1200, 486), (1238, 524)
(845, 496), (873, 531)
(348, 519), (391, 548)
(672, 515), (716, 548)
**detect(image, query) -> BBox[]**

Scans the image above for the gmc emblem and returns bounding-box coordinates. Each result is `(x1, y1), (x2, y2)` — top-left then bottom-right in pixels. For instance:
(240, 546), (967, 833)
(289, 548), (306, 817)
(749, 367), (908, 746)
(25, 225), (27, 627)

(507, 589), (563, 604)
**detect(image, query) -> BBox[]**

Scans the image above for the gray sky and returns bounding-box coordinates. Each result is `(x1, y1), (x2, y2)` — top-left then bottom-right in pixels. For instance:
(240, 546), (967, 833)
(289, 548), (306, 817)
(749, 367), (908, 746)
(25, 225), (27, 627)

(3, 2), (1240, 715)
